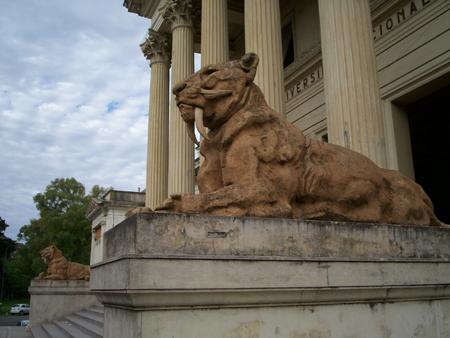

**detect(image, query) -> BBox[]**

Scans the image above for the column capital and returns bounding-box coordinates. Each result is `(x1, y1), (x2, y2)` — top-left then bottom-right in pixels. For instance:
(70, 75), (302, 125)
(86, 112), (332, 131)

(140, 29), (172, 66)
(160, 0), (195, 31)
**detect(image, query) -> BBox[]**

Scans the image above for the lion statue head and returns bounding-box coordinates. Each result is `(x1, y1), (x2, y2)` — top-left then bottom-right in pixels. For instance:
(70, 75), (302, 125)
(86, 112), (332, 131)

(40, 245), (63, 264)
(172, 53), (261, 145)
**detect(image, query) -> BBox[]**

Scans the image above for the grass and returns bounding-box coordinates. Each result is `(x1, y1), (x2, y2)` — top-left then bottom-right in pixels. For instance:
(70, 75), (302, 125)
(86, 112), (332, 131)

(0, 298), (30, 316)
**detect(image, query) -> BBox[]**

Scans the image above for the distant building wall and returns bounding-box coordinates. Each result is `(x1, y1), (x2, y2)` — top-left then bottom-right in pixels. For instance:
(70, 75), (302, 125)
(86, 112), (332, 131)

(86, 190), (145, 265)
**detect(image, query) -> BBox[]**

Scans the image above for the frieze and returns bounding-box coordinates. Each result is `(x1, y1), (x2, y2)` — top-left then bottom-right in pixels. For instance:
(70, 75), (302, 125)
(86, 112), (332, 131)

(285, 66), (324, 101)
(373, 0), (434, 40)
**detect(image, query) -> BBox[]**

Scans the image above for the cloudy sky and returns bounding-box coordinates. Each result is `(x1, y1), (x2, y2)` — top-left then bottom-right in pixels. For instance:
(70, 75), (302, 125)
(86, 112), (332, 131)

(0, 1), (200, 240)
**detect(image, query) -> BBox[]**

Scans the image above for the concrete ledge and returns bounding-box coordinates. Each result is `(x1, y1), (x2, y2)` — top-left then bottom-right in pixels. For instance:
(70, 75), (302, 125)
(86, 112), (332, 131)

(29, 280), (93, 295)
(94, 285), (450, 310)
(101, 212), (450, 261)
(28, 280), (100, 327)
(92, 257), (450, 290)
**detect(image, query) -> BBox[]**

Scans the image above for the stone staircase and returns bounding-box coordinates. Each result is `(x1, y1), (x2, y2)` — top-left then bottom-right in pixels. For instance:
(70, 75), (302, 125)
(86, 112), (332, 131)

(30, 305), (103, 338)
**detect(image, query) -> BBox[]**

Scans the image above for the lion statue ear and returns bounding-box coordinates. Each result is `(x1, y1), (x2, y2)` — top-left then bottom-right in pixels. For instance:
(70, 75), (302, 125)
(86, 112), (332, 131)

(240, 53), (259, 81)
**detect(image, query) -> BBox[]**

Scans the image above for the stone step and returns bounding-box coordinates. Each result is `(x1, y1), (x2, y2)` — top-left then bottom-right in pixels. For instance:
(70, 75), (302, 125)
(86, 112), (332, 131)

(52, 319), (93, 338)
(82, 307), (103, 319)
(74, 311), (103, 328)
(64, 315), (103, 338)
(31, 306), (104, 338)
(31, 326), (51, 338)
(41, 323), (69, 338)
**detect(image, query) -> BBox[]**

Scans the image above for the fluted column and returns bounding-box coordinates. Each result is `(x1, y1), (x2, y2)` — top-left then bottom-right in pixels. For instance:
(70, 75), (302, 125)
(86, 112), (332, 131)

(199, 0), (229, 165)
(140, 30), (171, 208)
(201, 0), (229, 66)
(161, 0), (196, 195)
(244, 0), (285, 116)
(318, 0), (387, 168)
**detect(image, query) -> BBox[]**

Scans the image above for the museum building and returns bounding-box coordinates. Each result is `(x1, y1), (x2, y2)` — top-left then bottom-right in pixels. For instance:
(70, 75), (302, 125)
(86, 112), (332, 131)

(77, 2), (450, 335)
(123, 0), (449, 225)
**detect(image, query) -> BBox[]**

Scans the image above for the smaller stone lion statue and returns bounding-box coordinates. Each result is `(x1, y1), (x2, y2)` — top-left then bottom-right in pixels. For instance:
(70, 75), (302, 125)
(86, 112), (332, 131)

(34, 245), (90, 281)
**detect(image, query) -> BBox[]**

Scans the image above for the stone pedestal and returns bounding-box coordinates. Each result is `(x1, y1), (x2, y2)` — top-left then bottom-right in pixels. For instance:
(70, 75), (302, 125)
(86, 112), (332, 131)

(92, 213), (450, 338)
(28, 280), (100, 328)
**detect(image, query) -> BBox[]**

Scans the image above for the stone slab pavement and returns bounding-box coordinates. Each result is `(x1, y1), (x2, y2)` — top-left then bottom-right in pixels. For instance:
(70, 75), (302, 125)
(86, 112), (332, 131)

(0, 327), (32, 338)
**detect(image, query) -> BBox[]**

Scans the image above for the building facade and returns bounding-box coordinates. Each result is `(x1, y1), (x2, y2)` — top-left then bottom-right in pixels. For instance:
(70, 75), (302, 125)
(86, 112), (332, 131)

(125, 0), (450, 223)
(86, 190), (145, 264)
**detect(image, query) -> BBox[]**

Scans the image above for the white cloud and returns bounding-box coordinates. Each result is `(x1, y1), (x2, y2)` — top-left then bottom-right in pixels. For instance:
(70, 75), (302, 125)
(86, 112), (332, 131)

(0, 1), (153, 240)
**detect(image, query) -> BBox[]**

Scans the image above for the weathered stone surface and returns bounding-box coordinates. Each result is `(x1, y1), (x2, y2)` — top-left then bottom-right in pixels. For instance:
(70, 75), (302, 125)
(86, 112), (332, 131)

(28, 280), (100, 327)
(125, 206), (153, 218)
(157, 53), (443, 226)
(92, 213), (450, 337)
(138, 300), (450, 338)
(34, 245), (90, 281)
(93, 212), (450, 302)
(101, 212), (450, 262)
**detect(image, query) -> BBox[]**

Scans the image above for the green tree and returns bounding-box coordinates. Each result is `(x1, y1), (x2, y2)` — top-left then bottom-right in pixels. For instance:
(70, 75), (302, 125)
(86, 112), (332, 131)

(0, 218), (16, 301)
(17, 178), (112, 277)
(4, 250), (32, 299)
(89, 184), (113, 199)
(0, 217), (16, 260)
(0, 179), (112, 302)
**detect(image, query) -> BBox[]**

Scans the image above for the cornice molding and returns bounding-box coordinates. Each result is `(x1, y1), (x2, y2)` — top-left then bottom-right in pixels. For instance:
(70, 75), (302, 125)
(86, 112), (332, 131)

(370, 0), (388, 11)
(284, 41), (321, 79)
(123, 0), (145, 15)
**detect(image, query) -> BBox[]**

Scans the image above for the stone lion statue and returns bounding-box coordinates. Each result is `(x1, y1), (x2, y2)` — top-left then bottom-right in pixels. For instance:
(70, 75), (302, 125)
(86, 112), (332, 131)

(156, 53), (444, 227)
(34, 245), (90, 281)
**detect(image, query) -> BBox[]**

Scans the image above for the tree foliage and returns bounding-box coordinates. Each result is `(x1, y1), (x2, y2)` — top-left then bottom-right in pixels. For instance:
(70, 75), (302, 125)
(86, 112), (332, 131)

(0, 217), (16, 257)
(15, 178), (112, 280)
(0, 217), (17, 299)
(1, 179), (112, 299)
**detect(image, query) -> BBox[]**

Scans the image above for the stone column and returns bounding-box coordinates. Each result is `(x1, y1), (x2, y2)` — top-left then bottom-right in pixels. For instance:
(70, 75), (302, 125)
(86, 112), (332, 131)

(244, 0), (285, 117)
(201, 0), (229, 66)
(140, 30), (171, 209)
(318, 0), (387, 168)
(161, 0), (196, 195)
(199, 0), (229, 164)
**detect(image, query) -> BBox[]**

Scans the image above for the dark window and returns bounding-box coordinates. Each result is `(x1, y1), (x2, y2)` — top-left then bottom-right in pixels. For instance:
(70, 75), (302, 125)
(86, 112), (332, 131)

(282, 22), (295, 68)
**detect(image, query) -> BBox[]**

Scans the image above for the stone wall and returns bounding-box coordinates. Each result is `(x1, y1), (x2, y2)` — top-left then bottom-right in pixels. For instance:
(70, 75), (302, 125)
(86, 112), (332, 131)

(28, 280), (100, 327)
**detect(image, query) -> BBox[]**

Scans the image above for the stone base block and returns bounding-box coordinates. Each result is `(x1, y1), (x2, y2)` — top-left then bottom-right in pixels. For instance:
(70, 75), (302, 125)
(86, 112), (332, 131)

(28, 280), (101, 327)
(92, 212), (450, 338)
